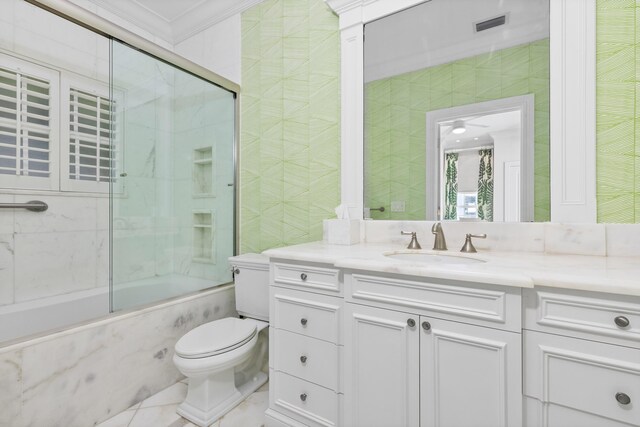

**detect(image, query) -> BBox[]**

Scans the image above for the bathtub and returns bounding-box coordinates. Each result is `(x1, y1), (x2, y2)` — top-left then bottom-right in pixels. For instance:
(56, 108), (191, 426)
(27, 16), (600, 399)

(0, 274), (227, 345)
(0, 287), (110, 344)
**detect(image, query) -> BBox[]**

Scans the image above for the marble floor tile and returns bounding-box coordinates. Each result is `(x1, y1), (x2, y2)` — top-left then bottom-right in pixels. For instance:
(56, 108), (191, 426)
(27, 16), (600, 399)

(97, 380), (268, 427)
(140, 382), (187, 408)
(218, 388), (268, 427)
(95, 408), (138, 427)
(128, 404), (185, 427)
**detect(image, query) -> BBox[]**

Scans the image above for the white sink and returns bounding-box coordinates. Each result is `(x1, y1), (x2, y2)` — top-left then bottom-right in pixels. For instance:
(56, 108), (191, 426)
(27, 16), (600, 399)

(384, 251), (486, 265)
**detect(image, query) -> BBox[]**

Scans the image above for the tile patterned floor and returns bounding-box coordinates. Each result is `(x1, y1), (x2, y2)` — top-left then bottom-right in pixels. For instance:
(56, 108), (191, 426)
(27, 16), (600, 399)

(96, 379), (268, 427)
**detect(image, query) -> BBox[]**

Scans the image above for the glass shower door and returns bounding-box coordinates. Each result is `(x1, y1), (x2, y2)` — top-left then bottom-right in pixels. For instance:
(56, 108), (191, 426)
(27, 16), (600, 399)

(110, 40), (236, 311)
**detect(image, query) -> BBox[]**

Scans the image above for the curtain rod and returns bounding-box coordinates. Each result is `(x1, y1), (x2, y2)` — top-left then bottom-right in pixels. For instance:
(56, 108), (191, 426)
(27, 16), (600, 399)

(24, 0), (241, 95)
(444, 145), (494, 154)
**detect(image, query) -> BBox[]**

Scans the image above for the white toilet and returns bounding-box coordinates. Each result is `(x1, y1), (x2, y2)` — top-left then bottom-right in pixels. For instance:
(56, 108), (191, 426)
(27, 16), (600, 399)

(173, 253), (270, 427)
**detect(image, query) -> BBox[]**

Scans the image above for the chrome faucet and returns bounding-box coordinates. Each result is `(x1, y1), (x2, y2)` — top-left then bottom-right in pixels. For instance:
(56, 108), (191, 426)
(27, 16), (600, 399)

(431, 223), (447, 251)
(460, 233), (487, 253)
(400, 231), (422, 250)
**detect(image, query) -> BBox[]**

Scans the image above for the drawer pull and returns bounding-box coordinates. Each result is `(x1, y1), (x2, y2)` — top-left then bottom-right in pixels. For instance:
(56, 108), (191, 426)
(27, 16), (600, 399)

(233, 267), (240, 275)
(616, 392), (631, 405)
(407, 318), (416, 327)
(300, 273), (308, 281)
(300, 393), (308, 402)
(300, 318), (308, 326)
(300, 355), (307, 364)
(614, 316), (630, 328)
(422, 321), (431, 331)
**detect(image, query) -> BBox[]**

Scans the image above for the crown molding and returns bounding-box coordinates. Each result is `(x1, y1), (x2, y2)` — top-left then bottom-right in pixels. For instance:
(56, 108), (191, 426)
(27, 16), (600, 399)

(172, 0), (264, 44)
(86, 0), (264, 45)
(325, 0), (427, 29)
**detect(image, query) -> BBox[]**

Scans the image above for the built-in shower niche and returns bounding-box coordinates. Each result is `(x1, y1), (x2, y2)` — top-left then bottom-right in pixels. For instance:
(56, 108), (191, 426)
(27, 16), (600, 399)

(192, 211), (216, 264)
(193, 146), (214, 197)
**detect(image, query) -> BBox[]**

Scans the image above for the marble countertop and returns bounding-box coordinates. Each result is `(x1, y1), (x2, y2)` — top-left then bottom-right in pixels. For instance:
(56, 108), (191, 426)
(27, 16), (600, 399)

(263, 242), (640, 297)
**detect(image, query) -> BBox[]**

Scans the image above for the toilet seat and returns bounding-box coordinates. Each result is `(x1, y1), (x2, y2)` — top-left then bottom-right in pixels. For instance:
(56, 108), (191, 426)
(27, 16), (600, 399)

(175, 318), (257, 359)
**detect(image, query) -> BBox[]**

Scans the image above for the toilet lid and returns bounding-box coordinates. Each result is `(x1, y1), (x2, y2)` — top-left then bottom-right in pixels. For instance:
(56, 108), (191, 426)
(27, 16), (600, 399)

(175, 318), (257, 359)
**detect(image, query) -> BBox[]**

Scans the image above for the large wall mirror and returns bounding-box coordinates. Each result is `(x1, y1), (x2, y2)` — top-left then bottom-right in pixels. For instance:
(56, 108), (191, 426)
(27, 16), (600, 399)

(363, 0), (550, 222)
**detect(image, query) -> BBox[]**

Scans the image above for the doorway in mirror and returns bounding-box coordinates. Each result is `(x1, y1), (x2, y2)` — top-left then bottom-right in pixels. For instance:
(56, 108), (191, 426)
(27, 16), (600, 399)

(427, 95), (534, 222)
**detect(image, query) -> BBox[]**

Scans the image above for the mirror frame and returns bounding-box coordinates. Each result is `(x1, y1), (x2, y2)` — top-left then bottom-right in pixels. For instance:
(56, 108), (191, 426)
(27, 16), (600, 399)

(325, 0), (596, 223)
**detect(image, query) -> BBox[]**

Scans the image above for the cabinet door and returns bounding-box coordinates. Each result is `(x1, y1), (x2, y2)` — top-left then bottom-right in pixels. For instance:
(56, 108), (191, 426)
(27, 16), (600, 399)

(344, 303), (419, 427)
(420, 317), (522, 427)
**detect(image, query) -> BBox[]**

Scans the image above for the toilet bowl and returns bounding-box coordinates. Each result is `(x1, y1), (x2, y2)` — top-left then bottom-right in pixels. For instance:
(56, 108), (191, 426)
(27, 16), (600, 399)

(173, 254), (270, 427)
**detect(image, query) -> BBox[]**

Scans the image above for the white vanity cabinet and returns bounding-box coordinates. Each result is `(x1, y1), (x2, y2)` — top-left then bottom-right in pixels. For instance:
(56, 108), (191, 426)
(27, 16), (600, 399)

(266, 255), (640, 427)
(523, 288), (640, 427)
(343, 303), (420, 427)
(266, 260), (344, 427)
(343, 272), (522, 427)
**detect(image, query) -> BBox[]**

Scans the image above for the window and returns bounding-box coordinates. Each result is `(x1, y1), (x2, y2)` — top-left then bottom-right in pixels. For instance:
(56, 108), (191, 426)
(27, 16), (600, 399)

(457, 192), (478, 220)
(0, 54), (120, 194)
(61, 75), (118, 192)
(0, 53), (59, 191)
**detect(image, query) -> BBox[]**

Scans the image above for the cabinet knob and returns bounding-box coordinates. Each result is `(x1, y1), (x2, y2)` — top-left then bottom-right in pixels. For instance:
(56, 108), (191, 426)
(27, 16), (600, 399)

(616, 392), (631, 405)
(300, 273), (308, 281)
(300, 393), (307, 402)
(407, 318), (416, 327)
(614, 316), (630, 328)
(422, 321), (431, 331)
(300, 318), (308, 326)
(300, 355), (307, 364)
(233, 268), (240, 275)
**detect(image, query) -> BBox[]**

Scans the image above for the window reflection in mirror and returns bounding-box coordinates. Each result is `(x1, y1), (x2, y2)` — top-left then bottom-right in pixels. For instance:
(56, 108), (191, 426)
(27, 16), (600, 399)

(363, 0), (550, 222)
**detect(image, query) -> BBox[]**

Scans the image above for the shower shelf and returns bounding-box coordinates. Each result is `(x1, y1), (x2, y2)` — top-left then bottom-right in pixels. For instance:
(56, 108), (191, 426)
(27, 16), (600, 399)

(193, 158), (213, 165)
(193, 147), (215, 197)
(192, 211), (216, 264)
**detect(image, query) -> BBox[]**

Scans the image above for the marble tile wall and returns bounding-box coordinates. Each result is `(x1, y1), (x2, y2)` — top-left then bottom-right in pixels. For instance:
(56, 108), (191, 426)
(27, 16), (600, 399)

(0, 0), (112, 309)
(0, 286), (236, 427)
(0, 193), (108, 308)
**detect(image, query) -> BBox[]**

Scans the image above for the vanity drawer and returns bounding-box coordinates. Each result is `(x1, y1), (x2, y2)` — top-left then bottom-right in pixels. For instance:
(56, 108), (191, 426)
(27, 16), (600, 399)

(524, 288), (640, 348)
(273, 262), (341, 294)
(271, 371), (339, 427)
(346, 273), (521, 332)
(274, 329), (339, 392)
(524, 330), (640, 426)
(271, 286), (343, 344)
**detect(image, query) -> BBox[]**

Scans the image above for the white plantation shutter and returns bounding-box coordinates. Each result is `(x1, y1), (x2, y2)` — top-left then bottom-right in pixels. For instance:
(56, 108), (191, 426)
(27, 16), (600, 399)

(0, 61), (59, 190)
(68, 88), (115, 183)
(61, 74), (120, 193)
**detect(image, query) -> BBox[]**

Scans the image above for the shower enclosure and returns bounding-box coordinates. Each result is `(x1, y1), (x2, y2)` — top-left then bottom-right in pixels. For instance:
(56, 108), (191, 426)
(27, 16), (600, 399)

(111, 41), (236, 311)
(0, 0), (237, 344)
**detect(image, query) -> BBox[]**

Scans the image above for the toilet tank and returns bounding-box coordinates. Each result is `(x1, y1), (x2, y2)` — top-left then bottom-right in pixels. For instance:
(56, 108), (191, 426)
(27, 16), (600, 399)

(228, 253), (270, 321)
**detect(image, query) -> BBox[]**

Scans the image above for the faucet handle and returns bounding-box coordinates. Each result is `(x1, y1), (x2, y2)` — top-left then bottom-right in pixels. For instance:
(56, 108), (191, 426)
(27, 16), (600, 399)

(460, 233), (487, 253)
(400, 231), (422, 250)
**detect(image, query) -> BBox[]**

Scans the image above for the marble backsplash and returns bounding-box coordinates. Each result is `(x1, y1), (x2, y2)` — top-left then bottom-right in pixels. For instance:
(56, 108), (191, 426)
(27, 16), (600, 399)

(323, 220), (640, 257)
(0, 285), (236, 427)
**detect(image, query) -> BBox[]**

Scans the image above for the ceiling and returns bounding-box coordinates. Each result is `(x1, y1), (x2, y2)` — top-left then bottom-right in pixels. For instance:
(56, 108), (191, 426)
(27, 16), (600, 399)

(87, 0), (264, 45)
(441, 110), (521, 145)
(365, 0), (549, 82)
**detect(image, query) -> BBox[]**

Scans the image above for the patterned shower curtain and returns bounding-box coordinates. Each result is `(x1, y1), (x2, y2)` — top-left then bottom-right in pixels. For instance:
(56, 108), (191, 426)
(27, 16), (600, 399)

(444, 152), (458, 220)
(477, 148), (494, 221)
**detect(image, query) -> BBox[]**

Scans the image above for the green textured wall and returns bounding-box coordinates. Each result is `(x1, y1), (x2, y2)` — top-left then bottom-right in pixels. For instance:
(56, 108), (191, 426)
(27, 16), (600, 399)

(365, 39), (550, 221)
(596, 0), (639, 223)
(240, 0), (340, 253)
